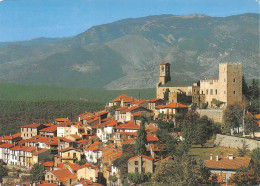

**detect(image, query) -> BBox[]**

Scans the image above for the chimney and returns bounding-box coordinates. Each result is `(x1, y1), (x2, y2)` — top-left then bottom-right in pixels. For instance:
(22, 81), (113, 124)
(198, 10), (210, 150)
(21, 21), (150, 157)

(210, 154), (213, 160)
(228, 154), (233, 160)
(216, 155), (219, 161)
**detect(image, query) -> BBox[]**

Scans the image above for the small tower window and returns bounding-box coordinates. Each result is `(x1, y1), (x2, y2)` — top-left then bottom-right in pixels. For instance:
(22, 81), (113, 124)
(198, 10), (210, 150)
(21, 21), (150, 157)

(161, 66), (164, 71)
(233, 78), (236, 82)
(215, 89), (217, 94)
(210, 89), (213, 95)
(233, 91), (236, 94)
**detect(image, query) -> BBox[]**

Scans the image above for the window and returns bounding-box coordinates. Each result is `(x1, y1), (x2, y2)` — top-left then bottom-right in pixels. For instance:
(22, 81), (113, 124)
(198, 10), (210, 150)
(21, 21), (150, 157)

(233, 78), (236, 82)
(135, 167), (139, 173)
(201, 91), (204, 94)
(73, 153), (76, 158)
(233, 91), (236, 94)
(135, 161), (138, 165)
(210, 89), (213, 95)
(215, 89), (217, 95)
(68, 152), (70, 157)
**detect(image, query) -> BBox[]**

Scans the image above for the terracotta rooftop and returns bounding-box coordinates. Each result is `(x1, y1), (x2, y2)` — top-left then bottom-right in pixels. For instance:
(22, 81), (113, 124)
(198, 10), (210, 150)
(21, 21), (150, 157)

(79, 163), (98, 170)
(160, 62), (169, 65)
(43, 161), (54, 167)
(0, 143), (14, 148)
(122, 138), (137, 145)
(127, 106), (141, 112)
(255, 114), (260, 120)
(21, 123), (40, 128)
(147, 134), (159, 142)
(204, 156), (251, 170)
(113, 94), (134, 102)
(79, 179), (103, 186)
(32, 148), (49, 155)
(115, 106), (128, 111)
(40, 125), (58, 132)
(167, 102), (188, 108)
(60, 147), (74, 152)
(55, 118), (70, 122)
(92, 120), (117, 129)
(149, 98), (161, 103)
(51, 169), (76, 182)
(129, 154), (154, 161)
(114, 121), (140, 130)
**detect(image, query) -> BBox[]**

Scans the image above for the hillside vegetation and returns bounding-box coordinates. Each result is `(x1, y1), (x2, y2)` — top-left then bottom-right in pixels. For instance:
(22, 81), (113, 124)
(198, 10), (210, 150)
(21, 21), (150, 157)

(0, 83), (155, 135)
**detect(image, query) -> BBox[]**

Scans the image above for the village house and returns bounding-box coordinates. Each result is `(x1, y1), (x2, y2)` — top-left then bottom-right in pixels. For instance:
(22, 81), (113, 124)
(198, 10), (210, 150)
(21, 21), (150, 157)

(84, 141), (103, 163)
(128, 154), (154, 174)
(57, 122), (73, 137)
(45, 168), (77, 186)
(77, 163), (99, 182)
(93, 120), (117, 143)
(125, 106), (153, 122)
(39, 125), (58, 138)
(147, 98), (166, 111)
(112, 94), (136, 107)
(1, 133), (22, 144)
(21, 123), (47, 140)
(204, 154), (251, 183)
(154, 102), (189, 119)
(58, 147), (81, 164)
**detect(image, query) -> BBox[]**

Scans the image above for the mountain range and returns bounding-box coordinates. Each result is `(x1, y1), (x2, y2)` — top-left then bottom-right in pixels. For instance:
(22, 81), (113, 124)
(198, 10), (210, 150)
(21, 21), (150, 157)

(0, 13), (259, 89)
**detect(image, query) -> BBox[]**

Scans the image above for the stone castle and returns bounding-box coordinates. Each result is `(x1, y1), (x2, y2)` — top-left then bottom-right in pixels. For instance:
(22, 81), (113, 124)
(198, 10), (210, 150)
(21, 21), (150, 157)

(156, 62), (242, 108)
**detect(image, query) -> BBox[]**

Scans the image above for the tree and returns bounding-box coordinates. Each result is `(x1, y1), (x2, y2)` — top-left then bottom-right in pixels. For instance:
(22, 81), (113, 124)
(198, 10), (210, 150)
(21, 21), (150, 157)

(237, 140), (248, 157)
(248, 79), (259, 100)
(127, 172), (151, 185)
(152, 155), (210, 186)
(113, 144), (135, 182)
(224, 104), (243, 133)
(156, 129), (177, 157)
(163, 88), (170, 101)
(30, 163), (45, 182)
(135, 118), (148, 155)
(0, 161), (8, 182)
(242, 75), (249, 99)
(245, 115), (258, 137)
(250, 148), (260, 161)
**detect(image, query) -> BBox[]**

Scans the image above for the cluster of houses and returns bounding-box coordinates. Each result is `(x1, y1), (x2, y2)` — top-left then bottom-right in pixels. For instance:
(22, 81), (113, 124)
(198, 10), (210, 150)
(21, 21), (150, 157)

(0, 94), (256, 186)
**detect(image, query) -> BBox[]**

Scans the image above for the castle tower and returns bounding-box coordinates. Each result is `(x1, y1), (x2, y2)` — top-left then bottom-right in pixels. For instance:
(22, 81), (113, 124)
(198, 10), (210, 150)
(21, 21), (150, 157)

(159, 62), (171, 85)
(218, 63), (242, 106)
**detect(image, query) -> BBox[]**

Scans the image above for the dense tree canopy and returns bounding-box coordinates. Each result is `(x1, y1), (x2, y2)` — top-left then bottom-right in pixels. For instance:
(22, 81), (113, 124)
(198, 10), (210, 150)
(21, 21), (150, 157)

(224, 104), (244, 132)
(152, 155), (210, 186)
(135, 119), (148, 155)
(30, 163), (45, 182)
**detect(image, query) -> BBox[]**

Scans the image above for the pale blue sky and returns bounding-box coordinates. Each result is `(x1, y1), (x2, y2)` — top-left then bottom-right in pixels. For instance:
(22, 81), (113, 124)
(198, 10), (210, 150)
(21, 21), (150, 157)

(0, 0), (259, 42)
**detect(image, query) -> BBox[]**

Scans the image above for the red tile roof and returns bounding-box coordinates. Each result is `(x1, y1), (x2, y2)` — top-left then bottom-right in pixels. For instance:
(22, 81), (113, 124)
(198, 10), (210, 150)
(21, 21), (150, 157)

(121, 138), (137, 145)
(204, 156), (251, 170)
(149, 98), (160, 103)
(40, 125), (58, 132)
(114, 121), (140, 130)
(115, 106), (128, 111)
(32, 148), (49, 155)
(57, 122), (73, 127)
(51, 169), (76, 182)
(128, 154), (154, 161)
(127, 106), (141, 112)
(165, 102), (188, 109)
(79, 179), (103, 186)
(55, 118), (70, 122)
(21, 123), (40, 128)
(92, 120), (117, 129)
(160, 62), (169, 65)
(0, 143), (14, 148)
(65, 163), (80, 171)
(43, 161), (54, 167)
(147, 134), (159, 142)
(79, 163), (98, 170)
(60, 147), (74, 152)
(113, 94), (133, 102)
(255, 114), (260, 120)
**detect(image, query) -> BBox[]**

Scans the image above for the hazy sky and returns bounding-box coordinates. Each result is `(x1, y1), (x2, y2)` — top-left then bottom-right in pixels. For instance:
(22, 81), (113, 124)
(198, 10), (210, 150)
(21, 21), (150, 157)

(0, 0), (259, 42)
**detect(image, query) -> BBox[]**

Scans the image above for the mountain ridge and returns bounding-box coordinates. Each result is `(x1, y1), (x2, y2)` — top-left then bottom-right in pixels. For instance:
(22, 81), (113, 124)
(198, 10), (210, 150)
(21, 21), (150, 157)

(0, 13), (259, 89)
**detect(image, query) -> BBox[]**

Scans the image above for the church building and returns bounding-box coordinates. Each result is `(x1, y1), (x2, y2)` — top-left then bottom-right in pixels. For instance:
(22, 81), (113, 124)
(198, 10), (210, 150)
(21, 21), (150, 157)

(156, 62), (242, 108)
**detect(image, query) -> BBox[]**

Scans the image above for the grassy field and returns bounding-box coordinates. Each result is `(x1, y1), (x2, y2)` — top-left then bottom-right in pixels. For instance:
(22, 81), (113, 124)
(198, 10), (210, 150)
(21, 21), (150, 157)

(0, 82), (155, 102)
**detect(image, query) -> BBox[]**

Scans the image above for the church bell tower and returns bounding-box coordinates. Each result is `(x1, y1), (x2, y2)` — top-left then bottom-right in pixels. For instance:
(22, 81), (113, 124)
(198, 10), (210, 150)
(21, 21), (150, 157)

(159, 62), (171, 85)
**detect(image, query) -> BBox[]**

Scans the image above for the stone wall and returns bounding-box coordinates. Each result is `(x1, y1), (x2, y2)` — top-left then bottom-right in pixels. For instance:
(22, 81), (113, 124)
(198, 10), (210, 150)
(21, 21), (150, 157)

(197, 109), (224, 123)
(214, 134), (260, 151)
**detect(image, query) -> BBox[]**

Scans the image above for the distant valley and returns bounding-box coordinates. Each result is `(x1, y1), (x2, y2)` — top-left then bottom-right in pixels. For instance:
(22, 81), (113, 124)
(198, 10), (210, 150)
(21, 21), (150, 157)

(0, 13), (259, 89)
